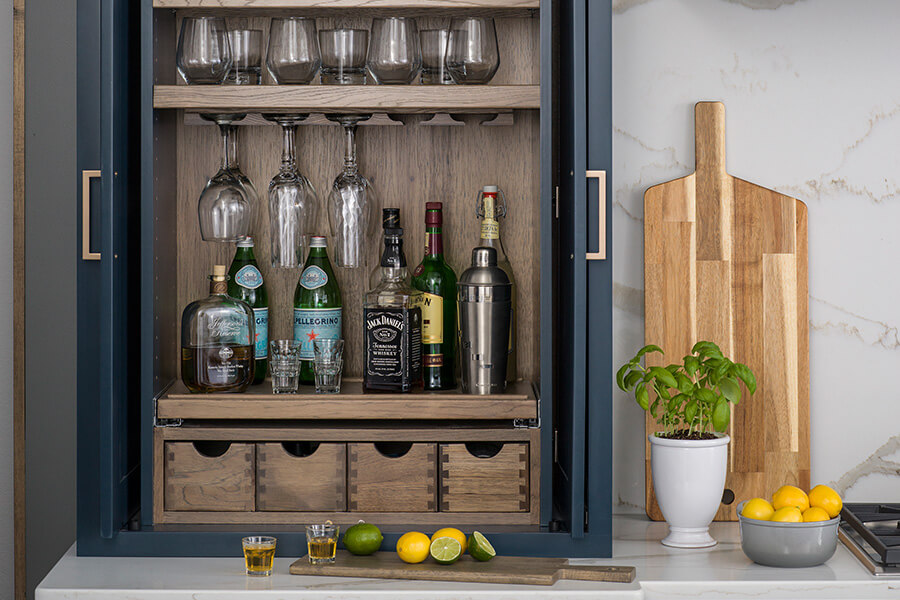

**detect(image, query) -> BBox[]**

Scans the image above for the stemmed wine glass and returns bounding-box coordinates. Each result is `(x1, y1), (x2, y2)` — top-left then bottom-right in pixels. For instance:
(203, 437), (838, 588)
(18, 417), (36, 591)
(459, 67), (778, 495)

(262, 114), (318, 268)
(326, 114), (377, 268)
(197, 114), (256, 242)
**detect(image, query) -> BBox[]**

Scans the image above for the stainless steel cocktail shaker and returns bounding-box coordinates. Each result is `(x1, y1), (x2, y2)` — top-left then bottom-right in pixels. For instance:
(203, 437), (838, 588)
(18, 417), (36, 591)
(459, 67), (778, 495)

(457, 247), (512, 394)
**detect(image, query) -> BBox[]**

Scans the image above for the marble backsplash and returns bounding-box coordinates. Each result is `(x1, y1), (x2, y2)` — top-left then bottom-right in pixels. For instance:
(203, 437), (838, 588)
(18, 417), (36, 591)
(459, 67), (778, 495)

(611, 0), (900, 510)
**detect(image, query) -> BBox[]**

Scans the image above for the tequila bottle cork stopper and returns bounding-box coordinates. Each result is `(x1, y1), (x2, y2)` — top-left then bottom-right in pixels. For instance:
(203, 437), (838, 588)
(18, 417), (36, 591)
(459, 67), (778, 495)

(213, 264), (227, 280)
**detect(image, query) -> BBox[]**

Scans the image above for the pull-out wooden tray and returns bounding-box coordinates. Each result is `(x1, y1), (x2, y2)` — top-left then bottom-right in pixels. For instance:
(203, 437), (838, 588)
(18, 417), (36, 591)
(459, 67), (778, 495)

(156, 379), (538, 421)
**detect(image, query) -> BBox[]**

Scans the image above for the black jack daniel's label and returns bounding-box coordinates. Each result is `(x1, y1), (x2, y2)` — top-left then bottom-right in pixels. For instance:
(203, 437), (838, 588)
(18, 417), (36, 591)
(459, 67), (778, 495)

(363, 307), (422, 391)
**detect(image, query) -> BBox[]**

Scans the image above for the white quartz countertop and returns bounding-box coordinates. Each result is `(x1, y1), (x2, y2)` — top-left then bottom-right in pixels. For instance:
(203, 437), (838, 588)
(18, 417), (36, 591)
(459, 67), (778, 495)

(36, 515), (899, 599)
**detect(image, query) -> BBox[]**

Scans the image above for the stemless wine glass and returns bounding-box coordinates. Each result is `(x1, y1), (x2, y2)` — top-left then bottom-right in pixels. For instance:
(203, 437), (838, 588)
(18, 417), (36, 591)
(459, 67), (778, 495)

(327, 114), (377, 268)
(266, 17), (321, 84)
(226, 29), (263, 84)
(197, 114), (255, 242)
(319, 29), (369, 84)
(176, 16), (232, 84)
(420, 29), (452, 84)
(263, 114), (318, 268)
(367, 17), (421, 84)
(446, 17), (500, 84)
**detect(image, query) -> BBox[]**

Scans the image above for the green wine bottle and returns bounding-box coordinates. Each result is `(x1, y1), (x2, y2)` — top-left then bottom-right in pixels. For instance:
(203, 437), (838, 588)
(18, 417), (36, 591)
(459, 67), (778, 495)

(293, 236), (342, 385)
(227, 237), (268, 385)
(411, 202), (457, 390)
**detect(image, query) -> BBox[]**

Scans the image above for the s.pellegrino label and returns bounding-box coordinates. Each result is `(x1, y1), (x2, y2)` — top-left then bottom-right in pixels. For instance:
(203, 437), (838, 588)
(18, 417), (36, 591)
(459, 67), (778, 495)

(234, 264), (264, 289)
(293, 307), (342, 360)
(364, 306), (422, 389)
(253, 307), (268, 360)
(299, 265), (329, 290)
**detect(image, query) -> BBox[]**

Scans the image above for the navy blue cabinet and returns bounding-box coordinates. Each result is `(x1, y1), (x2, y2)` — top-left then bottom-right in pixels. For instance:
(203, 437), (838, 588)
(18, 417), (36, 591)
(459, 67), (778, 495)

(76, 0), (614, 557)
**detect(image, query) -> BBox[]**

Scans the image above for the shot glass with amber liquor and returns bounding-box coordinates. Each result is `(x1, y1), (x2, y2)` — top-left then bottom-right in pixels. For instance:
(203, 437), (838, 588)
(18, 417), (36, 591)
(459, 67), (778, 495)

(306, 521), (339, 564)
(242, 536), (277, 576)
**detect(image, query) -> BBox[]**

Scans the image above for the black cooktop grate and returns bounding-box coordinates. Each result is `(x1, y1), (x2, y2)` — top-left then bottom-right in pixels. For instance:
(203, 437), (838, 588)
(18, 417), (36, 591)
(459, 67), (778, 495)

(841, 503), (900, 566)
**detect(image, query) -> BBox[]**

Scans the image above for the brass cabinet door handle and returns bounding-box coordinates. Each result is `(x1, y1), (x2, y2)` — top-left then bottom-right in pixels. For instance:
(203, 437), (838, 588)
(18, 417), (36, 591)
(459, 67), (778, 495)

(585, 170), (607, 260)
(82, 170), (101, 260)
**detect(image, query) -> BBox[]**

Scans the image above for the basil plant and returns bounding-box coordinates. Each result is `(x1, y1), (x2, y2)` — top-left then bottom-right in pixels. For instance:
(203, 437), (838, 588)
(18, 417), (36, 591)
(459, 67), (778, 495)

(616, 341), (757, 437)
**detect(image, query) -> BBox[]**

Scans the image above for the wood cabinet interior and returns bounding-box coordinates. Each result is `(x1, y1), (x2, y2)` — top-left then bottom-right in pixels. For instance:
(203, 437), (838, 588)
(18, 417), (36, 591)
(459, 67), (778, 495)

(153, 6), (542, 384)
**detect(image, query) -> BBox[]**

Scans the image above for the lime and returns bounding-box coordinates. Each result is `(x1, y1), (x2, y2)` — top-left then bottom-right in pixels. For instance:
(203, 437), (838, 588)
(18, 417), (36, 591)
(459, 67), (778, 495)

(467, 531), (495, 562)
(343, 521), (383, 556)
(397, 531), (431, 564)
(431, 528), (467, 554)
(429, 536), (462, 565)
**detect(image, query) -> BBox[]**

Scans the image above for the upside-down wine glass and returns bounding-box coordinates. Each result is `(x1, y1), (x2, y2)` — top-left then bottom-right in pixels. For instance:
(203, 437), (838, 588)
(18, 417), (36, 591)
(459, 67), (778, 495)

(263, 114), (318, 268)
(197, 114), (256, 242)
(327, 114), (377, 268)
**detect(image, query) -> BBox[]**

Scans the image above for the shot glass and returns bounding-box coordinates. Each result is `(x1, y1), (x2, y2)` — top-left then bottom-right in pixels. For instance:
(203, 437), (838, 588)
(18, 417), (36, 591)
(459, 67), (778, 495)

(420, 29), (452, 84)
(319, 29), (369, 84)
(226, 29), (263, 84)
(242, 536), (277, 576)
(306, 522), (339, 564)
(313, 339), (344, 394)
(269, 340), (301, 394)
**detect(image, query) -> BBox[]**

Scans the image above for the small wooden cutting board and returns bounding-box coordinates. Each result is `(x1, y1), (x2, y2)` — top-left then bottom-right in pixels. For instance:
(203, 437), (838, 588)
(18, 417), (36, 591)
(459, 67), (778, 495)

(290, 551), (635, 585)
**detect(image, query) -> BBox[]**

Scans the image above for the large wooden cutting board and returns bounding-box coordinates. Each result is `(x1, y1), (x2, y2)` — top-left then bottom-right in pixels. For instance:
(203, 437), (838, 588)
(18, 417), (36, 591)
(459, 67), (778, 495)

(643, 102), (809, 521)
(290, 551), (635, 585)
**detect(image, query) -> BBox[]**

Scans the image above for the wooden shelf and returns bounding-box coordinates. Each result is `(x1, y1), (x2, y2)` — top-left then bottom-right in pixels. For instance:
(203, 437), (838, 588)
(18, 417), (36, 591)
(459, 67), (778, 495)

(157, 379), (538, 421)
(153, 84), (540, 114)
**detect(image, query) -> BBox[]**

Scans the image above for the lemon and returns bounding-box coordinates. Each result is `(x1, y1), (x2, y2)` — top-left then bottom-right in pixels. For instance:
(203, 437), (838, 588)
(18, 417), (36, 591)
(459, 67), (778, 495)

(429, 537), (463, 565)
(802, 506), (830, 522)
(808, 484), (842, 519)
(740, 498), (775, 521)
(467, 531), (496, 562)
(771, 506), (803, 523)
(396, 531), (431, 564)
(431, 528), (467, 554)
(772, 485), (809, 512)
(343, 521), (383, 555)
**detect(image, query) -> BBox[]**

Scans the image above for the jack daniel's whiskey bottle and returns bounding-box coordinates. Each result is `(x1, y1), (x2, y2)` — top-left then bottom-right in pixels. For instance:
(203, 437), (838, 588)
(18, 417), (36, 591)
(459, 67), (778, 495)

(181, 265), (255, 393)
(364, 227), (423, 392)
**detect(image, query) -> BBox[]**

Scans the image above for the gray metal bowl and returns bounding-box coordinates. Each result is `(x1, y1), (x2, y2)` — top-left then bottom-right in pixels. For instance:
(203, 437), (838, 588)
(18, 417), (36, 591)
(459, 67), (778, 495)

(737, 501), (840, 568)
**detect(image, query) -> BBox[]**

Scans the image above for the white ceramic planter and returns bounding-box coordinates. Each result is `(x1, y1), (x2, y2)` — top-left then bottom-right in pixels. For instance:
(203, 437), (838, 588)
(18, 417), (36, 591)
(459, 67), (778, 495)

(649, 433), (730, 548)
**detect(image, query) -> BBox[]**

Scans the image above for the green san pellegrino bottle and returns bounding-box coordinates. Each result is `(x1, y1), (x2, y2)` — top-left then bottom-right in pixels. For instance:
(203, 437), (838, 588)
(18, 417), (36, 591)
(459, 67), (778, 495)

(294, 236), (342, 384)
(227, 237), (268, 385)
(411, 202), (458, 390)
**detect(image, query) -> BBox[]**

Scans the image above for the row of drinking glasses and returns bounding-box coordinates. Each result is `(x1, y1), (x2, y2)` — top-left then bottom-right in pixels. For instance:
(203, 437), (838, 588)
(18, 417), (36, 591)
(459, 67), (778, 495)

(176, 16), (500, 86)
(198, 113), (375, 270)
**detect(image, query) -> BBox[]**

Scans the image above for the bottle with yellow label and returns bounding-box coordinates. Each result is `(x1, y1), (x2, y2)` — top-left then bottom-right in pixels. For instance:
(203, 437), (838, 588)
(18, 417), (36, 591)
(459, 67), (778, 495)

(477, 185), (516, 382)
(412, 202), (458, 390)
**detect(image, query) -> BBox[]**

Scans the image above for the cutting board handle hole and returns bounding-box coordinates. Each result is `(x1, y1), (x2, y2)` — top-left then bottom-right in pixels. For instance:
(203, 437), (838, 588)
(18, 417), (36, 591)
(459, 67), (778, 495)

(465, 442), (503, 458)
(282, 441), (320, 458)
(722, 488), (735, 505)
(192, 441), (231, 458)
(374, 442), (413, 458)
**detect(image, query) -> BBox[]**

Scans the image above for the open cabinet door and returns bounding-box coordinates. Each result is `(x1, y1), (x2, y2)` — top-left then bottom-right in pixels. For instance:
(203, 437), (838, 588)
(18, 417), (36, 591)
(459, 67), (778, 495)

(77, 0), (141, 549)
(554, 0), (612, 551)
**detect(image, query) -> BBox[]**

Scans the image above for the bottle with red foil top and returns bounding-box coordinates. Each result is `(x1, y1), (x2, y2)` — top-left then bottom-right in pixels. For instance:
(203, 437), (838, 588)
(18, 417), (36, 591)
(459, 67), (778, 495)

(412, 202), (458, 390)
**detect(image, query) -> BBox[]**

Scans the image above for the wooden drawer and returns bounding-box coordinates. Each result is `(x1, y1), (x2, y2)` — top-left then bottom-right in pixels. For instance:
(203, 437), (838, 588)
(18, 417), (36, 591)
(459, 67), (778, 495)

(257, 442), (346, 512)
(440, 442), (529, 512)
(164, 441), (255, 512)
(348, 443), (437, 512)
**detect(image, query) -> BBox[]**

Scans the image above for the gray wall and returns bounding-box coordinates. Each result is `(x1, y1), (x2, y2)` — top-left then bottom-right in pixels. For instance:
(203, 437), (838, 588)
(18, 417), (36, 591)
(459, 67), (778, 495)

(24, 0), (77, 597)
(1, 0), (15, 598)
